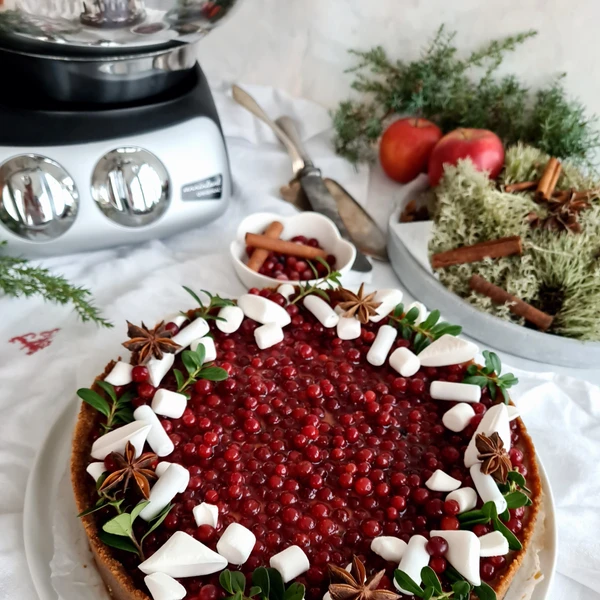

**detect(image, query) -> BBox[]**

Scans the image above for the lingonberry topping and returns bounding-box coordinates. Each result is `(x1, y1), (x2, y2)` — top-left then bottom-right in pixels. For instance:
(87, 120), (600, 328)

(426, 536), (449, 557)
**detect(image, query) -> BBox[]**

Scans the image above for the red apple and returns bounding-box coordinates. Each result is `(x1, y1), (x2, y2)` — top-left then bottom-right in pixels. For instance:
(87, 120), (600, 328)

(379, 118), (443, 183)
(428, 128), (505, 187)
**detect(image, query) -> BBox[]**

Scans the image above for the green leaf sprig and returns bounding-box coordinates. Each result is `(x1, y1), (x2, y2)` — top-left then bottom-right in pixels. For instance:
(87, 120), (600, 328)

(393, 566), (496, 600)
(497, 470), (533, 511)
(462, 350), (518, 403)
(290, 258), (342, 305)
(174, 342), (228, 394)
(458, 501), (522, 551)
(183, 286), (235, 321)
(387, 305), (462, 354)
(219, 567), (305, 600)
(77, 381), (134, 432)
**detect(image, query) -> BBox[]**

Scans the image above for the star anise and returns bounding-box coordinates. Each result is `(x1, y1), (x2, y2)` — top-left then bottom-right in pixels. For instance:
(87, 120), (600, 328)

(476, 432), (512, 484)
(99, 441), (157, 499)
(528, 190), (592, 234)
(337, 284), (382, 324)
(122, 320), (180, 363)
(328, 556), (399, 600)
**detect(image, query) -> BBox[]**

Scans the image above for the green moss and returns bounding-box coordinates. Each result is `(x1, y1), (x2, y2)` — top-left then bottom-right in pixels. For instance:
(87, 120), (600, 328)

(429, 145), (600, 341)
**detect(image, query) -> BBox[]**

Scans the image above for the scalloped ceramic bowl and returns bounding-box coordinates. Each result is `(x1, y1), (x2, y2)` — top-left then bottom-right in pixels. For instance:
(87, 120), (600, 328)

(230, 212), (356, 290)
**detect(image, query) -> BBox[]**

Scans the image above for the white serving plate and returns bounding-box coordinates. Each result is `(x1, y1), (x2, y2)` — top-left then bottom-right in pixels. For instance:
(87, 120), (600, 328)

(387, 206), (600, 368)
(24, 397), (557, 600)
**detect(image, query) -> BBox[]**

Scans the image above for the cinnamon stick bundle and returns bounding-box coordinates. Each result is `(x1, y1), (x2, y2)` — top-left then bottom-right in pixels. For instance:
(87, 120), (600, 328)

(431, 237), (523, 269)
(469, 275), (554, 331)
(536, 158), (562, 201)
(247, 221), (284, 272)
(245, 233), (327, 260)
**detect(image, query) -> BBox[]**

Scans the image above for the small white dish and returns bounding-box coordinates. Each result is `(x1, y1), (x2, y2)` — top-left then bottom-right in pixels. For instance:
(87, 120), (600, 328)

(230, 212), (356, 290)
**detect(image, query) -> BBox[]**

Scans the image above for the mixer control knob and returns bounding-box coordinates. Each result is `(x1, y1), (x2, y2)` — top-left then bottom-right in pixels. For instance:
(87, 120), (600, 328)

(91, 147), (170, 228)
(0, 155), (79, 241)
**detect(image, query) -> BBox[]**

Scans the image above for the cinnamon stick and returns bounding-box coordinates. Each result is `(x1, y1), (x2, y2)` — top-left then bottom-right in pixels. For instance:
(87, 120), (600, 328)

(552, 188), (600, 203)
(469, 274), (554, 331)
(245, 233), (327, 260)
(431, 236), (523, 269)
(504, 181), (538, 193)
(247, 221), (284, 272)
(535, 158), (562, 201)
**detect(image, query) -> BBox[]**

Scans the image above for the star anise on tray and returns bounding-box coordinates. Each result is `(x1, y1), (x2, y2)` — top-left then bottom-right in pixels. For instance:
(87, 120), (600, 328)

(337, 284), (382, 324)
(122, 320), (180, 363)
(528, 190), (592, 234)
(328, 556), (399, 600)
(476, 432), (512, 484)
(99, 441), (157, 499)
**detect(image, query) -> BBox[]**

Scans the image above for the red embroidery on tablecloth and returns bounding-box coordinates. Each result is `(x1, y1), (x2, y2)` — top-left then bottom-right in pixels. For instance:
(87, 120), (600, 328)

(9, 329), (60, 355)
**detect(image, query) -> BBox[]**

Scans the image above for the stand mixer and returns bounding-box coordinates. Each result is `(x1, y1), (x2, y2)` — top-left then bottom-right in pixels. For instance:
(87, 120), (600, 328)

(0, 0), (240, 257)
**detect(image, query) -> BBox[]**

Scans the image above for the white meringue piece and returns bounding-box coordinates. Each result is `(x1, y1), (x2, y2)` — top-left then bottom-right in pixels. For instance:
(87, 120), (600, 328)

(238, 294), (291, 327)
(152, 389), (187, 420)
(323, 594), (331, 600)
(190, 336), (217, 362)
(336, 317), (362, 340)
(369, 289), (404, 323)
(104, 361), (133, 386)
(140, 464), (190, 521)
(269, 545), (310, 583)
(430, 530), (481, 586)
(405, 301), (428, 325)
(389, 347), (421, 377)
(193, 502), (219, 528)
(418, 334), (479, 367)
(507, 404), (520, 421)
(217, 523), (256, 565)
(134, 405), (175, 457)
(430, 381), (481, 403)
(254, 322), (284, 349)
(366, 325), (397, 366)
(147, 354), (175, 388)
(395, 535), (429, 595)
(470, 463), (508, 514)
(154, 462), (187, 493)
(442, 403), (476, 432)
(144, 572), (186, 600)
(479, 531), (510, 557)
(303, 295), (339, 328)
(445, 487), (478, 514)
(216, 306), (244, 333)
(464, 404), (511, 468)
(165, 314), (188, 328)
(86, 462), (106, 482)
(138, 531), (227, 577)
(425, 469), (462, 492)
(173, 317), (209, 351)
(277, 283), (296, 301)
(370, 536), (407, 562)
(90, 421), (151, 460)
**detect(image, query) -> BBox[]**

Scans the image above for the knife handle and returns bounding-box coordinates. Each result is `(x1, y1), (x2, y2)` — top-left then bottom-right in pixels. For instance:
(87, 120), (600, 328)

(275, 117), (314, 175)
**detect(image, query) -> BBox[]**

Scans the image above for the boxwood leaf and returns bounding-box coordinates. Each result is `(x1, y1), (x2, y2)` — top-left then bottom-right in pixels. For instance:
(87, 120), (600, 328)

(77, 388), (110, 418)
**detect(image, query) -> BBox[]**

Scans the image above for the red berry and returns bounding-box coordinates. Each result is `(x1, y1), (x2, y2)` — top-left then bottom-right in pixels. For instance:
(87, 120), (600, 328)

(131, 365), (149, 383)
(441, 516), (460, 530)
(137, 382), (156, 399)
(443, 499), (460, 516)
(426, 536), (449, 557)
(429, 557), (447, 574)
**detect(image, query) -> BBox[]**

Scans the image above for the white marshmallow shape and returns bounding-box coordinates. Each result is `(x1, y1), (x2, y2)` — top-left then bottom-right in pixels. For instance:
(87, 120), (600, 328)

(140, 464), (190, 521)
(147, 354), (175, 388)
(86, 462), (106, 482)
(507, 404), (520, 421)
(104, 362), (133, 386)
(425, 470), (462, 492)
(173, 318), (210, 351)
(464, 404), (511, 468)
(336, 317), (362, 340)
(431, 381), (481, 403)
(303, 295), (339, 328)
(470, 463), (508, 514)
(277, 283), (295, 301)
(479, 531), (510, 557)
(216, 523), (256, 565)
(193, 502), (219, 528)
(238, 294), (291, 327)
(389, 347), (421, 377)
(165, 314), (188, 327)
(154, 462), (187, 492)
(443, 403), (476, 432)
(366, 325), (397, 366)
(446, 487), (478, 514)
(405, 301), (428, 325)
(144, 572), (186, 600)
(429, 530), (481, 586)
(138, 531), (227, 577)
(216, 306), (244, 333)
(369, 289), (404, 323)
(370, 536), (407, 562)
(254, 322), (284, 349)
(418, 334), (479, 367)
(134, 405), (175, 457)
(90, 421), (151, 460)
(191, 336), (217, 362)
(152, 389), (187, 419)
(269, 545), (310, 583)
(395, 535), (429, 595)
